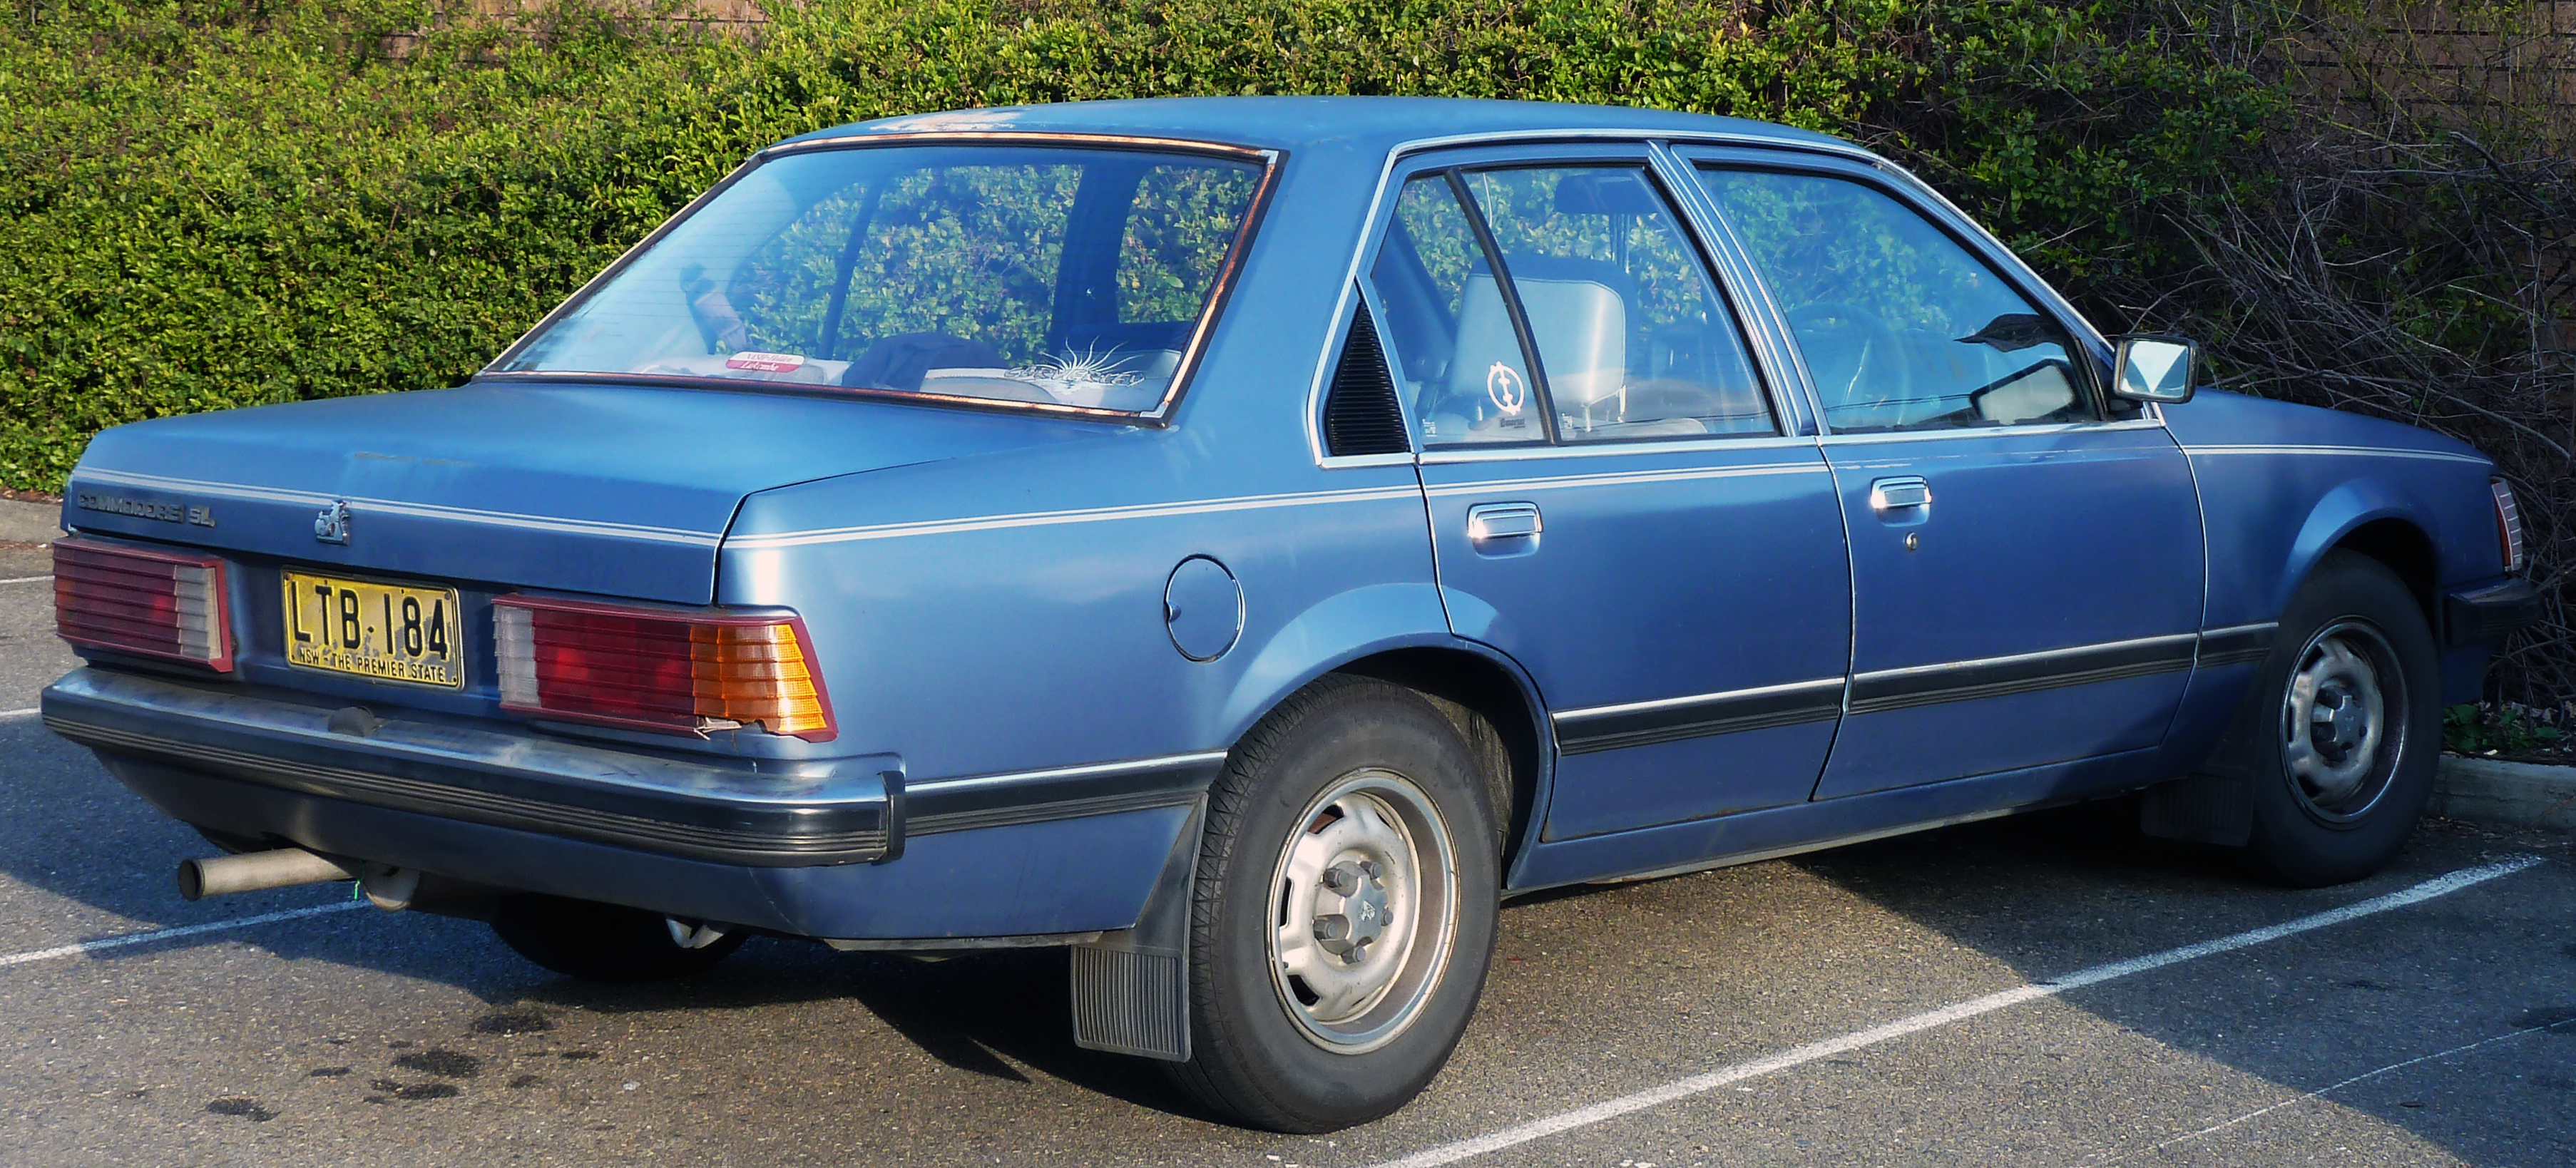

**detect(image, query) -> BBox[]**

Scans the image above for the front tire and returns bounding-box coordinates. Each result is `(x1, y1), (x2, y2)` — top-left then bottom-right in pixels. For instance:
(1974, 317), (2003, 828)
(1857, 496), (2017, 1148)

(1166, 676), (1501, 1132)
(2234, 551), (2443, 886)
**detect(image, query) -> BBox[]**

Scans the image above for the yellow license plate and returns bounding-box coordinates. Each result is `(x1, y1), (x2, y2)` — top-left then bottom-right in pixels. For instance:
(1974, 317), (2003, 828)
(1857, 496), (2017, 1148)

(281, 571), (465, 690)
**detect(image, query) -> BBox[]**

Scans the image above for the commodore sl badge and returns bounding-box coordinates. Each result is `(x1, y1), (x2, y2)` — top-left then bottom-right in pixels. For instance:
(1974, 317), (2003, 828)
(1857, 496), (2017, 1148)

(313, 499), (352, 545)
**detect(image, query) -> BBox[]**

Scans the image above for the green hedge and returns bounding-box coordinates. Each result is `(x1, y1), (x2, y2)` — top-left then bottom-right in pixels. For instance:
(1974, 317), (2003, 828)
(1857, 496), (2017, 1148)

(0, 0), (2284, 491)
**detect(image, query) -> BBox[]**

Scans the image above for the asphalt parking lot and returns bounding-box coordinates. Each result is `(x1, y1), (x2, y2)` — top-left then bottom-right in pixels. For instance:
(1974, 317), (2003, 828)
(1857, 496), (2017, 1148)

(1, 563), (2571, 1167)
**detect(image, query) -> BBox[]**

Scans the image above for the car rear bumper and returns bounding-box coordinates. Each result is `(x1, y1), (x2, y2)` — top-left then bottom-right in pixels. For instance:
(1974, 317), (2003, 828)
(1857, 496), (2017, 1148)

(2443, 578), (2545, 647)
(41, 667), (1212, 941)
(44, 666), (899, 866)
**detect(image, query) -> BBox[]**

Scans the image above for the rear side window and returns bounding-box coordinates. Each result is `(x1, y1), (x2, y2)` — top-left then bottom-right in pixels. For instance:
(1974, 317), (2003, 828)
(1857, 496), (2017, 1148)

(1369, 175), (1545, 446)
(1695, 168), (2095, 434)
(496, 145), (1265, 415)
(1366, 164), (1774, 449)
(1458, 167), (1772, 442)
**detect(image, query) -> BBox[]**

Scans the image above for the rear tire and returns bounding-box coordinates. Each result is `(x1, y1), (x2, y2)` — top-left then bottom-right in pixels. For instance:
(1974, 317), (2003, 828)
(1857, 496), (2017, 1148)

(491, 895), (747, 983)
(2232, 551), (2442, 887)
(1165, 675), (1501, 1132)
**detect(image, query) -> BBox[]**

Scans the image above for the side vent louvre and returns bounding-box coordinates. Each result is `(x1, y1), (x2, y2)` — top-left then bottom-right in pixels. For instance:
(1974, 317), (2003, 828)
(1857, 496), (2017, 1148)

(1323, 303), (1411, 457)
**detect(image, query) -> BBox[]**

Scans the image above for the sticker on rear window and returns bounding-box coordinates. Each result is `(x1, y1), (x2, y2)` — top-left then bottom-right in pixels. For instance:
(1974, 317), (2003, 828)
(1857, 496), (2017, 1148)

(724, 352), (806, 373)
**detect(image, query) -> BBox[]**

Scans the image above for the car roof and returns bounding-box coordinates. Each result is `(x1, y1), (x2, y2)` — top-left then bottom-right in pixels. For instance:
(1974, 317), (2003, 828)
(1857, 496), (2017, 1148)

(767, 96), (1855, 158)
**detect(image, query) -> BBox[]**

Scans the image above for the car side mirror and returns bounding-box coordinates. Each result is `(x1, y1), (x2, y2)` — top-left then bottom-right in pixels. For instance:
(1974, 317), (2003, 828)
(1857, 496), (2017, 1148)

(2111, 335), (2196, 404)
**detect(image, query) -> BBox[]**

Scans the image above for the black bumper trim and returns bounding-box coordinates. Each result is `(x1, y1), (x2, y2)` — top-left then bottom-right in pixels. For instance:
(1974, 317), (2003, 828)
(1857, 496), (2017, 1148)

(2443, 578), (2544, 647)
(904, 754), (1227, 836)
(43, 668), (896, 868)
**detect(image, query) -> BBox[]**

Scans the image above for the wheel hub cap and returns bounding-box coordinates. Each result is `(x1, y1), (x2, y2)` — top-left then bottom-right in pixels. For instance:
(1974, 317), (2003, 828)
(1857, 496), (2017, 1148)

(1314, 860), (1391, 958)
(1267, 770), (1461, 1054)
(2281, 623), (2398, 813)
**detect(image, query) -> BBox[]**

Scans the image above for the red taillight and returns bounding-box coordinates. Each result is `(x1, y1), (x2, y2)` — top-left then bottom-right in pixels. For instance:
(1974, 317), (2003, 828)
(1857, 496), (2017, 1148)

(52, 537), (234, 671)
(2491, 478), (2526, 574)
(493, 596), (835, 742)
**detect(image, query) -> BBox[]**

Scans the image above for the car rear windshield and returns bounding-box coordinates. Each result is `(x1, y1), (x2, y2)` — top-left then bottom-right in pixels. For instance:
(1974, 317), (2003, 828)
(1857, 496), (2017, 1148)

(493, 143), (1267, 415)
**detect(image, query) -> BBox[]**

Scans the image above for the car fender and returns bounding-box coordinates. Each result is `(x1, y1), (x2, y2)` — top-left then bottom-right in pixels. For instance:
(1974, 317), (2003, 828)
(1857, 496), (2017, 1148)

(2277, 476), (2438, 615)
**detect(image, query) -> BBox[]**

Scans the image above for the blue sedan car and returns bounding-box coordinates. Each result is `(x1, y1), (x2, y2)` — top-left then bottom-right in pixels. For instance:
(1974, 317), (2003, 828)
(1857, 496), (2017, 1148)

(41, 98), (2540, 1130)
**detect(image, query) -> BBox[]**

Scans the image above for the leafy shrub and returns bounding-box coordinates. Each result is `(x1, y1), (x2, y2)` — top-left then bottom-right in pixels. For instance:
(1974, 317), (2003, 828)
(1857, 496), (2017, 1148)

(0, 0), (2284, 488)
(2445, 701), (2567, 757)
(3, 0), (2565, 700)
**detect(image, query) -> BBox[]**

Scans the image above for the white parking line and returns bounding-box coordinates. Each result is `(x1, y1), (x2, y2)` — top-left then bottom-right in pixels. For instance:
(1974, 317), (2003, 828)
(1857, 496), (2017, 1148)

(1, 708), (37, 720)
(1368, 856), (2547, 1168)
(0, 575), (51, 585)
(0, 902), (369, 969)
(2134, 1016), (2575, 1160)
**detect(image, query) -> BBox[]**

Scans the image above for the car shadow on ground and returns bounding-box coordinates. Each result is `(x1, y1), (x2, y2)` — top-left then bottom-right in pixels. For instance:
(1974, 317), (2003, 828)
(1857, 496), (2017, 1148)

(12, 711), (2570, 1159)
(515, 944), (1217, 1119)
(1770, 804), (2575, 1165)
(0, 718), (1218, 1120)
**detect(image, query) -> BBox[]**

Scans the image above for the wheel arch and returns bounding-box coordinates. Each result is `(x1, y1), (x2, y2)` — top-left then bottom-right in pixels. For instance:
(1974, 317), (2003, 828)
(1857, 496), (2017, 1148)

(1212, 586), (1555, 879)
(2281, 478), (2442, 633)
(2333, 517), (2439, 625)
(1330, 645), (1553, 877)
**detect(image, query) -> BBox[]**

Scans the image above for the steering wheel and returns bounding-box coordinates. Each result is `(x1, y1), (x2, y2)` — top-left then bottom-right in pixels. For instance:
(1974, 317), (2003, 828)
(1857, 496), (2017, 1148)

(1782, 301), (1918, 429)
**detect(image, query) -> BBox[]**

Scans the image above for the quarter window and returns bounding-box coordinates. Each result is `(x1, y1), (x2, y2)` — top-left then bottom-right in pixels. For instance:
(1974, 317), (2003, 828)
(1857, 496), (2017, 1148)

(1697, 168), (2095, 434)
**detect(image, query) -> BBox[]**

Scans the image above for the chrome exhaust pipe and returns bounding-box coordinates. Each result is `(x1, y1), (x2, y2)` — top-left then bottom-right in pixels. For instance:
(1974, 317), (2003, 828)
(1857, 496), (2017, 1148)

(178, 848), (355, 901)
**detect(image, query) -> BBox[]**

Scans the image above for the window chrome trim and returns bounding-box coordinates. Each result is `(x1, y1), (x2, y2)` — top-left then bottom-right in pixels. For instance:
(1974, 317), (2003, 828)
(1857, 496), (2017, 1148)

(1421, 461), (1826, 497)
(1416, 433), (1818, 464)
(1305, 127), (1906, 468)
(2180, 444), (2493, 466)
(1813, 417), (2171, 446)
(482, 133), (1284, 429)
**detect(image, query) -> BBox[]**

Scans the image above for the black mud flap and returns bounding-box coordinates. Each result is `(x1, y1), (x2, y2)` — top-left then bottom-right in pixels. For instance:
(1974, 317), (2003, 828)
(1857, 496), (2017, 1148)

(2139, 769), (2255, 846)
(1068, 797), (1203, 1062)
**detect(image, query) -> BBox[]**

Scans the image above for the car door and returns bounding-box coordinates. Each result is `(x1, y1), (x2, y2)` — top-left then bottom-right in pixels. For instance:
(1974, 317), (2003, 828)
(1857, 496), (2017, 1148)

(1692, 156), (2207, 800)
(1359, 147), (1852, 840)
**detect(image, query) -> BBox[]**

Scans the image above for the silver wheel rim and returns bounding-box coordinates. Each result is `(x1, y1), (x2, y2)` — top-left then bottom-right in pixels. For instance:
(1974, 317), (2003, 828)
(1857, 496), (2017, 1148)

(1266, 769), (1459, 1055)
(2279, 620), (2404, 821)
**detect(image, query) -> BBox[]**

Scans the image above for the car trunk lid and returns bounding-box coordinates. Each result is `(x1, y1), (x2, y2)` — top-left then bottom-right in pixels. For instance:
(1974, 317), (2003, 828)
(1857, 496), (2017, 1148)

(63, 381), (1105, 604)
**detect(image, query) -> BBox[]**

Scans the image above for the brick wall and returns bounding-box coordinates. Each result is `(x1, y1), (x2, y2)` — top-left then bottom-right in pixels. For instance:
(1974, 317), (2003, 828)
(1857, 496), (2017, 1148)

(2289, 1), (2576, 143)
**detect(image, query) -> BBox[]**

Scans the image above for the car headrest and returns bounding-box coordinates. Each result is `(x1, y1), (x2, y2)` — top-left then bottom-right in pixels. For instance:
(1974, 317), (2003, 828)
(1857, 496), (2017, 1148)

(1553, 171), (1665, 217)
(1454, 266), (1628, 409)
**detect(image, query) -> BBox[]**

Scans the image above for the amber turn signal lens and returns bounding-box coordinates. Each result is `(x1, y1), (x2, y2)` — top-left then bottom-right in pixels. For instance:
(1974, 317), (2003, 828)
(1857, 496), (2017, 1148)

(494, 597), (835, 742)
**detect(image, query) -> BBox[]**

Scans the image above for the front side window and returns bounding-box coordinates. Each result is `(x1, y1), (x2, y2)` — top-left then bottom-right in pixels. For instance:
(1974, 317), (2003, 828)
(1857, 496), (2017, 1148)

(1697, 168), (2095, 434)
(496, 145), (1264, 414)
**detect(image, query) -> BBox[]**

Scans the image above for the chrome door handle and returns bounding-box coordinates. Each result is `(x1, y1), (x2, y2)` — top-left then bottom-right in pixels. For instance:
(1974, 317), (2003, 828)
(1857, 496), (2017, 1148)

(1466, 502), (1543, 543)
(1869, 476), (1931, 512)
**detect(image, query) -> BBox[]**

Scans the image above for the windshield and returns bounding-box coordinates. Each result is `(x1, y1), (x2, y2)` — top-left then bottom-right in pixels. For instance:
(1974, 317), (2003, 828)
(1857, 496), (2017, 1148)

(494, 143), (1268, 414)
